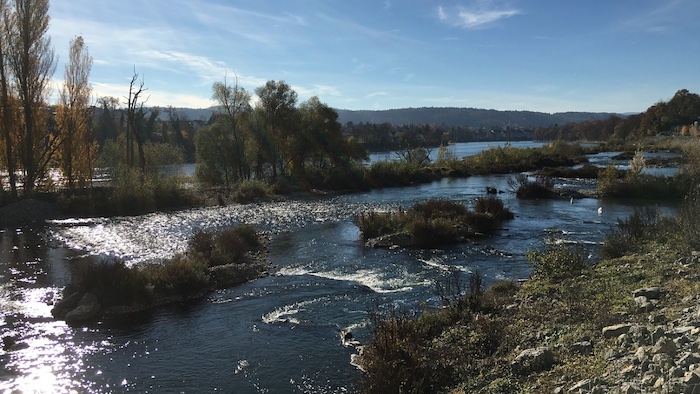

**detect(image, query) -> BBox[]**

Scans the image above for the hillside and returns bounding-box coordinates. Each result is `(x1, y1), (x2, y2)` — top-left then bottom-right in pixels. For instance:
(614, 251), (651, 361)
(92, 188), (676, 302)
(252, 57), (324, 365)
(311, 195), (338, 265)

(336, 107), (619, 128)
(157, 106), (618, 128)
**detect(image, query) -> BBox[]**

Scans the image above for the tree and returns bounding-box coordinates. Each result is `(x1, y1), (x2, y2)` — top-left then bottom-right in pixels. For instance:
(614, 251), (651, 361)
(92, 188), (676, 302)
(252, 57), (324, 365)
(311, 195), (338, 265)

(55, 35), (94, 188)
(195, 77), (252, 186)
(212, 76), (251, 182)
(297, 96), (364, 174)
(5, 0), (56, 195)
(125, 69), (148, 170)
(255, 80), (298, 177)
(0, 0), (17, 199)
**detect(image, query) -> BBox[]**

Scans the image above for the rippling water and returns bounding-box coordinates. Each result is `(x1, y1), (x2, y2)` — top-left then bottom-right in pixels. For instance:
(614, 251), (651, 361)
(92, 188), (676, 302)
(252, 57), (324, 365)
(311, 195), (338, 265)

(0, 144), (681, 393)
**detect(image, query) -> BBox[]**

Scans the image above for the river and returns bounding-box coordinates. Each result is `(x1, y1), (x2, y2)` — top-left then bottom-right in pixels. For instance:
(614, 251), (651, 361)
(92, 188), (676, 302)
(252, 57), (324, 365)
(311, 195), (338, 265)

(0, 142), (679, 393)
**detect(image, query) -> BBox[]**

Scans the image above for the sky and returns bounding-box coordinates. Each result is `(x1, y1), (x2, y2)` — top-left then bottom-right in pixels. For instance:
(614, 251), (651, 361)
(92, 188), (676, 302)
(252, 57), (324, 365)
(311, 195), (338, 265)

(48, 0), (700, 114)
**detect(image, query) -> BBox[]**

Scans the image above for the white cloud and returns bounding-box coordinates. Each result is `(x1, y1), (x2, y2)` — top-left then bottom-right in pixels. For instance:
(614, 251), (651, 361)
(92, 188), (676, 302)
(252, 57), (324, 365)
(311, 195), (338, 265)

(437, 2), (520, 29)
(367, 92), (388, 98)
(293, 84), (342, 100)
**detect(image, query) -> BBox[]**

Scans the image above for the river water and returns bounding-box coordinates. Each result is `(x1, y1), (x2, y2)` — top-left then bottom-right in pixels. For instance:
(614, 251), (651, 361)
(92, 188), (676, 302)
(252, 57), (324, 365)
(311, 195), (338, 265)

(0, 142), (679, 393)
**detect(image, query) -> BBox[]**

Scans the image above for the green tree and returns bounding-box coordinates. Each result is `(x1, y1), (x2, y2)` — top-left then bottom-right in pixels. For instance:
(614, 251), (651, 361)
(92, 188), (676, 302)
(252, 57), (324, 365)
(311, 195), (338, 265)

(255, 80), (298, 178)
(195, 77), (252, 186)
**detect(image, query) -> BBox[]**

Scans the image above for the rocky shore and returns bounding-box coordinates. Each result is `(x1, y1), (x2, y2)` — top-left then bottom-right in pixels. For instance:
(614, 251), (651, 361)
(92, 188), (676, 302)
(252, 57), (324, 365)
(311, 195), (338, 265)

(512, 252), (700, 394)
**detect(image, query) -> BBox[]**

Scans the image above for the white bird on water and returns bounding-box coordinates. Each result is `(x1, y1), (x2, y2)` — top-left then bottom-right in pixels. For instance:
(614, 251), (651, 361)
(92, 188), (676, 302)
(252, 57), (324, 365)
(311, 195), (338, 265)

(597, 207), (603, 215)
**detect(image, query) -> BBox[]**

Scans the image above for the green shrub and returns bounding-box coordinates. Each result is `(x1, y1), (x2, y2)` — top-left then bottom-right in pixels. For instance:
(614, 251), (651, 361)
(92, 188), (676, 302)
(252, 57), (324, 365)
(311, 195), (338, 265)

(140, 255), (210, 296)
(528, 243), (586, 280)
(355, 211), (402, 240)
(232, 180), (275, 203)
(601, 207), (669, 258)
(188, 225), (262, 266)
(509, 174), (556, 199)
(473, 196), (514, 220)
(407, 217), (460, 246)
(413, 199), (469, 219)
(357, 199), (512, 245)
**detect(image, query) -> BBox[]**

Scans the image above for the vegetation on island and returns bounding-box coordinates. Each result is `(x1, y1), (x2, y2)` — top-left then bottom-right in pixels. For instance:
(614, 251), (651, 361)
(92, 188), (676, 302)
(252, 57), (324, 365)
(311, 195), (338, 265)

(52, 224), (268, 324)
(356, 197), (514, 247)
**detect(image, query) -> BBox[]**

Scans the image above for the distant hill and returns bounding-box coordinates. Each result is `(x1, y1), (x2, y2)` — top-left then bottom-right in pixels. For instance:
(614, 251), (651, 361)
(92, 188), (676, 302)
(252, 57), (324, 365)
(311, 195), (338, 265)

(335, 108), (619, 128)
(156, 106), (620, 128)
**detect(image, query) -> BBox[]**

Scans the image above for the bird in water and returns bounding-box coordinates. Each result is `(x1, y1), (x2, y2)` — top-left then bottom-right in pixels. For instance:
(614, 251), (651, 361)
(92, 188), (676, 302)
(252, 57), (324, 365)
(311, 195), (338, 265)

(598, 207), (603, 215)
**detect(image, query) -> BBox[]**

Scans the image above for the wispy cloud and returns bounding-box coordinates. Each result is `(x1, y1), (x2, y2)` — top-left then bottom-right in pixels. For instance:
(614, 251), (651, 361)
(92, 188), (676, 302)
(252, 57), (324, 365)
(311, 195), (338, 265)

(619, 0), (693, 34)
(437, 2), (520, 29)
(367, 92), (388, 98)
(293, 84), (342, 99)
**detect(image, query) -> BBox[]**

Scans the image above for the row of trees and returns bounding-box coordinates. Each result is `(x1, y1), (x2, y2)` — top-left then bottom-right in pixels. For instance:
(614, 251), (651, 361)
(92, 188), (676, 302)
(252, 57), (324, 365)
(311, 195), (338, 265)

(0, 0), (97, 199)
(343, 122), (533, 152)
(0, 2), (369, 201)
(534, 89), (700, 141)
(195, 79), (367, 187)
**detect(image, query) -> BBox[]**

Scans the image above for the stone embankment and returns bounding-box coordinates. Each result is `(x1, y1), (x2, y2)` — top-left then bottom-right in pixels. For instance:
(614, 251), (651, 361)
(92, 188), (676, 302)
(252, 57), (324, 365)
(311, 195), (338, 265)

(545, 283), (700, 393)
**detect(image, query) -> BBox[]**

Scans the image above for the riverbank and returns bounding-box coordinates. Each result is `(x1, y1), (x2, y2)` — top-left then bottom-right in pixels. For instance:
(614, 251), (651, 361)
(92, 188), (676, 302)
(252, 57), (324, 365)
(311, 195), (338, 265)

(357, 194), (700, 393)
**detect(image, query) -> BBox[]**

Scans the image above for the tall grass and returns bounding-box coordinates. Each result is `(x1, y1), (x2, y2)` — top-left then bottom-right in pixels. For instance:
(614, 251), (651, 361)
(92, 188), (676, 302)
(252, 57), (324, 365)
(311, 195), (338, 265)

(68, 225), (264, 309)
(356, 198), (513, 246)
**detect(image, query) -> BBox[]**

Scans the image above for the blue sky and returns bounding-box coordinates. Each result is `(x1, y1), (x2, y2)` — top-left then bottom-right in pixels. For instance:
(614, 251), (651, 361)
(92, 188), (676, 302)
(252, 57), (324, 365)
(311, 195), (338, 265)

(49, 0), (700, 113)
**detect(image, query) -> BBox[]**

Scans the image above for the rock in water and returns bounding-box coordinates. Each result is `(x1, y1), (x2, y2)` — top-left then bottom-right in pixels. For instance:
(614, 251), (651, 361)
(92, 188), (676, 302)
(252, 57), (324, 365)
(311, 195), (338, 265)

(64, 293), (101, 324)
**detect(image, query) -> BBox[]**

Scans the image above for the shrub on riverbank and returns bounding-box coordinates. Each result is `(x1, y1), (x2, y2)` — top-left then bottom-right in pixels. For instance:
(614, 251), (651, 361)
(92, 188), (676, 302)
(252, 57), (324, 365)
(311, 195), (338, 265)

(356, 198), (513, 246)
(58, 171), (201, 217)
(360, 273), (518, 394)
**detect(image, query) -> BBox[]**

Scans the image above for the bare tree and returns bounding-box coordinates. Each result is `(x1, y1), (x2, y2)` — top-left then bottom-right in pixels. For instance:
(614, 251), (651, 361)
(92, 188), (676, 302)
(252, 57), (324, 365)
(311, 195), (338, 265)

(5, 0), (56, 195)
(56, 35), (94, 188)
(125, 69), (148, 171)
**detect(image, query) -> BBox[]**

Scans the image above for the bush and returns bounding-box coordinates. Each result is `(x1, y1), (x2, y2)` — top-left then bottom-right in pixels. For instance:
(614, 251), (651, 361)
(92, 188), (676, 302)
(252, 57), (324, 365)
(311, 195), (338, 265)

(601, 207), (670, 258)
(508, 174), (556, 199)
(355, 211), (402, 240)
(188, 225), (262, 266)
(70, 259), (146, 307)
(413, 199), (469, 219)
(407, 217), (460, 246)
(357, 199), (513, 246)
(233, 180), (275, 203)
(528, 243), (586, 280)
(473, 196), (514, 220)
(140, 255), (210, 296)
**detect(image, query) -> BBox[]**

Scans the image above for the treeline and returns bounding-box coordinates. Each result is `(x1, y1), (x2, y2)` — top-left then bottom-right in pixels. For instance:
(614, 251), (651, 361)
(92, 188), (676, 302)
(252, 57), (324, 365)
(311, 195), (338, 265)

(0, 0), (370, 206)
(534, 89), (700, 141)
(343, 122), (533, 152)
(194, 79), (367, 188)
(0, 0), (73, 199)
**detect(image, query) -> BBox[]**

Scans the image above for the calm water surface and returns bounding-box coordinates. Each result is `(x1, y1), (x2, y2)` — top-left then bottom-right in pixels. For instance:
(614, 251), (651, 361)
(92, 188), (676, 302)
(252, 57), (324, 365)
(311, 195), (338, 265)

(0, 142), (679, 393)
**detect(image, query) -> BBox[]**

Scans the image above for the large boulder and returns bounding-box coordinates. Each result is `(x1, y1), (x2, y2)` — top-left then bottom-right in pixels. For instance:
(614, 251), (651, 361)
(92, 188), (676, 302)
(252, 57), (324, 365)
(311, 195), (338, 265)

(511, 347), (555, 375)
(64, 293), (101, 324)
(50, 291), (83, 319)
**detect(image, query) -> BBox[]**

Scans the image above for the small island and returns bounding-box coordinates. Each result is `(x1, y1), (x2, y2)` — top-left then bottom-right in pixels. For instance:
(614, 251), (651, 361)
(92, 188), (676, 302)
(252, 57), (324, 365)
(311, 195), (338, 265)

(50, 225), (270, 325)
